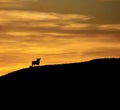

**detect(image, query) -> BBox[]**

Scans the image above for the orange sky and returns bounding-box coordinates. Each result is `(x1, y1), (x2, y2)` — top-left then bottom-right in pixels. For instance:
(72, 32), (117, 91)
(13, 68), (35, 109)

(0, 0), (120, 76)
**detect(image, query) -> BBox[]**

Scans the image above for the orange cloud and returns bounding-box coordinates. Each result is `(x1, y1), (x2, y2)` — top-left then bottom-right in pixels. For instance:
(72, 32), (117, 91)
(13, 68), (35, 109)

(98, 24), (120, 31)
(0, 9), (120, 76)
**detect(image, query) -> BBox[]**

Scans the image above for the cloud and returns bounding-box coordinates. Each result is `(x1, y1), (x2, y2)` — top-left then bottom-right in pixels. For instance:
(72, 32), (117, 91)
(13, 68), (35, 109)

(0, 0), (23, 8)
(0, 0), (34, 10)
(82, 47), (120, 58)
(97, 0), (111, 1)
(0, 10), (120, 49)
(0, 0), (18, 3)
(1, 0), (120, 24)
(0, 9), (120, 76)
(0, 10), (93, 35)
(98, 24), (120, 31)
(0, 10), (92, 21)
(0, 10), (120, 41)
(1, 10), (120, 35)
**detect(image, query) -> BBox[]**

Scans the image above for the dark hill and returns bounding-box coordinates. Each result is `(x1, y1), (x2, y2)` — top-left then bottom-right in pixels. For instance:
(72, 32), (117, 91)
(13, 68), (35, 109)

(1, 58), (119, 107)
(0, 58), (120, 84)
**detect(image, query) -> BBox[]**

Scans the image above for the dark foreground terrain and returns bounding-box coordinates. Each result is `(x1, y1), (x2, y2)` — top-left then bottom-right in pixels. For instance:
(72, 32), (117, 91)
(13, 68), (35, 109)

(0, 58), (120, 84)
(0, 58), (119, 106)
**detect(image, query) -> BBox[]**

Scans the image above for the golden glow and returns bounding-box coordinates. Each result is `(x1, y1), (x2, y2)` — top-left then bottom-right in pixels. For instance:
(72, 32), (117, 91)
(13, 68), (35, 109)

(98, 24), (120, 30)
(0, 0), (120, 76)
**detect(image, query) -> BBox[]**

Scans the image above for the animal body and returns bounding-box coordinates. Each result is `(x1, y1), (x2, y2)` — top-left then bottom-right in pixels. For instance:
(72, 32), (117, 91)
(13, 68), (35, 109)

(32, 58), (41, 66)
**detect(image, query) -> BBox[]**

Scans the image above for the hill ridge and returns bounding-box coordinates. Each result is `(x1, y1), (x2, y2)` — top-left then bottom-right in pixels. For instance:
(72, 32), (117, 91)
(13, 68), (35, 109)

(0, 58), (120, 82)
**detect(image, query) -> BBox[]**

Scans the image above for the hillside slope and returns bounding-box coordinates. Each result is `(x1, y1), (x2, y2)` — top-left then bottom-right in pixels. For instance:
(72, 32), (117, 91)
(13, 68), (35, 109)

(0, 58), (120, 83)
(1, 58), (119, 109)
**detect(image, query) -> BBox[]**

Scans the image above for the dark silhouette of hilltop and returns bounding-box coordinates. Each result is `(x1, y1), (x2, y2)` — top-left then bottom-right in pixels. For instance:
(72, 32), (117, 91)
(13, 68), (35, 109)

(1, 58), (119, 110)
(0, 58), (120, 84)
(0, 57), (119, 103)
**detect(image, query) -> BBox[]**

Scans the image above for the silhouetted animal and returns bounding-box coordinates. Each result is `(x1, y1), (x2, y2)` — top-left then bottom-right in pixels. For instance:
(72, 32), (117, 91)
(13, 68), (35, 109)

(32, 58), (41, 66)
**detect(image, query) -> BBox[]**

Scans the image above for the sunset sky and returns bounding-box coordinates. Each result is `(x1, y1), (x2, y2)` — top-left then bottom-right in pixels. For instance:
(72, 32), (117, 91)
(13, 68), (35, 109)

(0, 0), (120, 76)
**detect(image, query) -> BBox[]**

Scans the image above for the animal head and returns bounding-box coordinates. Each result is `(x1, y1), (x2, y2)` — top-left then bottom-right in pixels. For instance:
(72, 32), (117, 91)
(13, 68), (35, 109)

(37, 58), (40, 61)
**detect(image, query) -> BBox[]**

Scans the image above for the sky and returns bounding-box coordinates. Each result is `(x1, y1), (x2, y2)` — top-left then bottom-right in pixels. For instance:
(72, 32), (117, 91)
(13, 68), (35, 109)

(0, 0), (120, 76)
